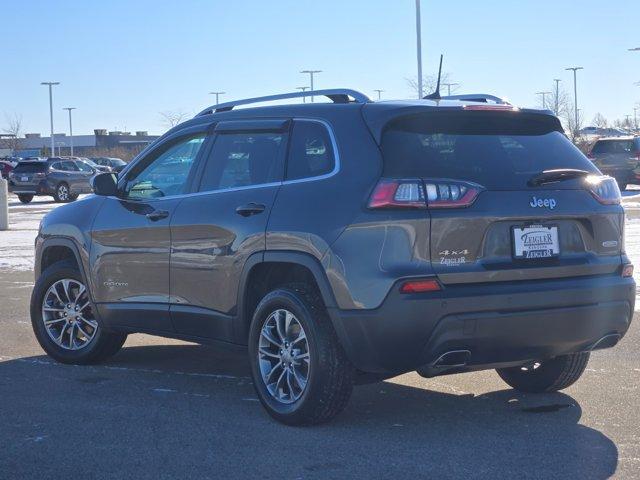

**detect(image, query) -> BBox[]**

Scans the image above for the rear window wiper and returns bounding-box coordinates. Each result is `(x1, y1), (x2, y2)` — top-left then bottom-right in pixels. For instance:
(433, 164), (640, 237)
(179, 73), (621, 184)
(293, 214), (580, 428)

(528, 169), (591, 187)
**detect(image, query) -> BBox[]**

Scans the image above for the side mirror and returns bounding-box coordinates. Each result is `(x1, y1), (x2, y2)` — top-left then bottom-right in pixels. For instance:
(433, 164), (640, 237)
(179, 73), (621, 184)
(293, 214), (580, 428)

(91, 172), (118, 196)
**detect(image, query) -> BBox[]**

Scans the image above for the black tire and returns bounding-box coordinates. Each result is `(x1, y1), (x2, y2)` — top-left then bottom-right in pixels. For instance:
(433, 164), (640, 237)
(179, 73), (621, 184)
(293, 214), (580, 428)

(248, 283), (354, 425)
(53, 182), (71, 202)
(17, 194), (33, 204)
(68, 193), (79, 201)
(30, 260), (127, 365)
(496, 352), (590, 393)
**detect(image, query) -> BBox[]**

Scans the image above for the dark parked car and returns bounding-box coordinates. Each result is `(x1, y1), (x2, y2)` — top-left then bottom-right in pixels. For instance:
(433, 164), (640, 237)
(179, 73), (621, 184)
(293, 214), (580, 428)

(90, 157), (127, 173)
(588, 136), (640, 190)
(8, 157), (95, 203)
(30, 89), (634, 425)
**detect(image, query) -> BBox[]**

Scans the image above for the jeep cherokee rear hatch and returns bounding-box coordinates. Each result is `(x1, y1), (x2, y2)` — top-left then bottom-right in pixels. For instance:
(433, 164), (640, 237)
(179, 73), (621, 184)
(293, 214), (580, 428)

(375, 109), (624, 285)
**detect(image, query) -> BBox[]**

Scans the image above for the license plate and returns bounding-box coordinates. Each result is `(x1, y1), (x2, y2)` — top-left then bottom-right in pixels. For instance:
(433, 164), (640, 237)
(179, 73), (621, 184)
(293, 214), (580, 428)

(21, 176), (29, 182)
(513, 225), (559, 259)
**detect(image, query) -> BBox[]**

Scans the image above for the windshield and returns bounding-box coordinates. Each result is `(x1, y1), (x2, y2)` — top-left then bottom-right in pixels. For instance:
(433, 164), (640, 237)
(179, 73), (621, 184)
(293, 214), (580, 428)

(591, 140), (636, 154)
(381, 111), (599, 190)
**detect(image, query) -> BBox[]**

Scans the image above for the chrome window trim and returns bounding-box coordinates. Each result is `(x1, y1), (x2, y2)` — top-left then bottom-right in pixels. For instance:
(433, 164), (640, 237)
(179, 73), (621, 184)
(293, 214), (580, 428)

(105, 117), (340, 203)
(282, 117), (340, 186)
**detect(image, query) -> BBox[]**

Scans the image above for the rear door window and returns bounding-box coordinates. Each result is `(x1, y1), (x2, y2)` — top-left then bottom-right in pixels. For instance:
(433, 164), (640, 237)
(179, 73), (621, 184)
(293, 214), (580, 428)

(286, 121), (335, 181)
(13, 162), (47, 173)
(381, 111), (598, 190)
(591, 140), (635, 154)
(199, 132), (285, 191)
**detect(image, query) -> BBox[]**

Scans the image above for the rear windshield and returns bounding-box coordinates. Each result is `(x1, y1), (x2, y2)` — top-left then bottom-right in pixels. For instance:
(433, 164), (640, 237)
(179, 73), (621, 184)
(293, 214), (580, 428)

(591, 139), (636, 154)
(13, 162), (48, 173)
(381, 112), (598, 189)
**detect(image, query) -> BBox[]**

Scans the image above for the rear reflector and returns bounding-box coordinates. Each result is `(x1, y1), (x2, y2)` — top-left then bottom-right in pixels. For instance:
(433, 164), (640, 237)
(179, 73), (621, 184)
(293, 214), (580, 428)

(399, 279), (441, 293)
(622, 264), (634, 278)
(584, 175), (621, 205)
(368, 179), (426, 209)
(463, 104), (518, 112)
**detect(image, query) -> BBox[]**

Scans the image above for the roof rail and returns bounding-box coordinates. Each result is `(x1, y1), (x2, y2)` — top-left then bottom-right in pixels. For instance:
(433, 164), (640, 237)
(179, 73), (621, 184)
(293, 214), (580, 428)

(440, 94), (511, 105)
(196, 88), (371, 116)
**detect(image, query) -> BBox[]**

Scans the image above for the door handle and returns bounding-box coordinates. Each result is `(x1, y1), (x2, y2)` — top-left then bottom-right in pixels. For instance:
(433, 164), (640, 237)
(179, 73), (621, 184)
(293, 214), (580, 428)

(146, 210), (169, 221)
(236, 203), (266, 217)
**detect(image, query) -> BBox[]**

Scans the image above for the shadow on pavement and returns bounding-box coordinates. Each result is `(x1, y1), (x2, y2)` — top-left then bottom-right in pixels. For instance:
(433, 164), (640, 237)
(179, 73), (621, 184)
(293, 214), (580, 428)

(0, 343), (618, 479)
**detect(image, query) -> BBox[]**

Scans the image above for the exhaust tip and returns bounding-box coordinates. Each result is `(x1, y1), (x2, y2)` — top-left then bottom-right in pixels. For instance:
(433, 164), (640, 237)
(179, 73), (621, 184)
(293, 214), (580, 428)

(432, 350), (472, 368)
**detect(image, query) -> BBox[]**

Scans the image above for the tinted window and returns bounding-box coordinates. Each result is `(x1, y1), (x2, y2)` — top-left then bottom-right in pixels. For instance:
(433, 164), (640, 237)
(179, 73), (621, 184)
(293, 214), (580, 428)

(381, 112), (598, 190)
(286, 121), (335, 180)
(591, 140), (635, 154)
(124, 135), (205, 200)
(13, 162), (47, 173)
(75, 161), (93, 172)
(199, 132), (284, 191)
(61, 161), (79, 171)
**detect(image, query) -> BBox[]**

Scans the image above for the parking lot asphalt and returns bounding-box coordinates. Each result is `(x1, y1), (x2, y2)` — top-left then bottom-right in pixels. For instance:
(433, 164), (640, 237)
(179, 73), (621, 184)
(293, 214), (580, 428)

(1, 195), (639, 479)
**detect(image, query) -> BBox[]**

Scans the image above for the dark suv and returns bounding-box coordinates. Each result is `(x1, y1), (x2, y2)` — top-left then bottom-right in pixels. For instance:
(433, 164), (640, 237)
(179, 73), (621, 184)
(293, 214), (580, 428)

(30, 89), (635, 425)
(8, 157), (96, 203)
(588, 136), (640, 190)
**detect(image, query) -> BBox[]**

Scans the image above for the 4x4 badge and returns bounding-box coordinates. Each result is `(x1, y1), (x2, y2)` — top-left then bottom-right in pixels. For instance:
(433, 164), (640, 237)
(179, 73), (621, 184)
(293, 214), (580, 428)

(529, 196), (557, 209)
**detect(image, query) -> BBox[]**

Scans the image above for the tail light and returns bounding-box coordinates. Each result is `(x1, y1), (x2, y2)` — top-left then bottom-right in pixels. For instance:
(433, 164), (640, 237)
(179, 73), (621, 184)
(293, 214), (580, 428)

(622, 263), (634, 278)
(368, 179), (482, 209)
(424, 179), (482, 208)
(585, 175), (621, 205)
(368, 179), (426, 209)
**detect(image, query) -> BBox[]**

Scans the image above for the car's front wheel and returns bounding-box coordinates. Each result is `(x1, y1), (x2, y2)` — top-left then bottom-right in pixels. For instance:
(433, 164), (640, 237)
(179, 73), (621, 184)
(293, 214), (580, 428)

(496, 352), (590, 393)
(248, 284), (354, 425)
(17, 194), (33, 204)
(31, 260), (127, 364)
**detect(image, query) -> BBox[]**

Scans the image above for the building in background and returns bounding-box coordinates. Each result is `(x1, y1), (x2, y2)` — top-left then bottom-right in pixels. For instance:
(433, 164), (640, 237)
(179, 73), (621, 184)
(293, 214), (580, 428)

(0, 129), (159, 161)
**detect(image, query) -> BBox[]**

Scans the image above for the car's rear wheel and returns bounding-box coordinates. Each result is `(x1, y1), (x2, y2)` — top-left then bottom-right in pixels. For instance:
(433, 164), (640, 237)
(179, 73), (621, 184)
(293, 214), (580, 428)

(54, 182), (71, 202)
(248, 284), (354, 425)
(17, 194), (33, 204)
(496, 352), (590, 393)
(31, 260), (127, 364)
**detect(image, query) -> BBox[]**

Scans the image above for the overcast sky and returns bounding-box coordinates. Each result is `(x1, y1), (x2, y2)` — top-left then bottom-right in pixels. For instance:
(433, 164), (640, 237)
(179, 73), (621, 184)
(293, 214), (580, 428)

(1, 0), (639, 135)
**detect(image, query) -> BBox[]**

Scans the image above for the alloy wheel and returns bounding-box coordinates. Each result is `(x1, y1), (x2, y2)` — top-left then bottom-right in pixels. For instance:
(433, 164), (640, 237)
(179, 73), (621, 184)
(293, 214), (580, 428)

(258, 309), (310, 404)
(41, 278), (97, 350)
(57, 184), (69, 201)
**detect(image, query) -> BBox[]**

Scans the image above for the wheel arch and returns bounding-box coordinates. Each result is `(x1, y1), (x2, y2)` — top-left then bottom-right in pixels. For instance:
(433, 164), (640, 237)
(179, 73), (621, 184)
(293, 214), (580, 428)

(236, 251), (339, 344)
(37, 238), (93, 300)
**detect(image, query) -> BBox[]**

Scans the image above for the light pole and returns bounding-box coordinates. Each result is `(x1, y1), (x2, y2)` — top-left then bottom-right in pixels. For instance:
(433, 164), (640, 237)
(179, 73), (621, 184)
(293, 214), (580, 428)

(63, 107), (76, 156)
(209, 91), (226, 105)
(296, 86), (309, 103)
(415, 0), (423, 99)
(374, 89), (384, 100)
(535, 91), (552, 109)
(565, 66), (583, 134)
(41, 82), (60, 155)
(634, 107), (638, 130)
(300, 70), (321, 102)
(441, 82), (459, 96)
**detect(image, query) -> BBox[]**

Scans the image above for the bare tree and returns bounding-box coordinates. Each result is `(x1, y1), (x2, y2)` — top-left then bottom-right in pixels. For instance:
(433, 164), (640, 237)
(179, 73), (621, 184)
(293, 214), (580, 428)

(406, 72), (455, 98)
(563, 101), (584, 142)
(542, 85), (570, 117)
(158, 110), (187, 129)
(1, 112), (23, 152)
(592, 113), (608, 129)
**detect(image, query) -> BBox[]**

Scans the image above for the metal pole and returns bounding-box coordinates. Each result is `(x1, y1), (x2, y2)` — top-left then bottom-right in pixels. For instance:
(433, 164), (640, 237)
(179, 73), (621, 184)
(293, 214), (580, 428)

(41, 82), (60, 155)
(0, 177), (8, 231)
(63, 107), (76, 156)
(374, 89), (384, 100)
(634, 107), (638, 130)
(442, 83), (459, 96)
(296, 86), (309, 103)
(565, 67), (583, 134)
(553, 79), (561, 116)
(535, 91), (552, 109)
(209, 91), (226, 105)
(300, 70), (321, 102)
(415, 0), (423, 99)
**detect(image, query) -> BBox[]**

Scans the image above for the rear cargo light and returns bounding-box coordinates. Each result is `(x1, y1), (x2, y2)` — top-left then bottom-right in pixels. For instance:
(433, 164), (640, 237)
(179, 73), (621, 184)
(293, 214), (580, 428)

(368, 179), (426, 209)
(584, 175), (621, 205)
(622, 264), (634, 278)
(399, 278), (441, 293)
(424, 179), (483, 208)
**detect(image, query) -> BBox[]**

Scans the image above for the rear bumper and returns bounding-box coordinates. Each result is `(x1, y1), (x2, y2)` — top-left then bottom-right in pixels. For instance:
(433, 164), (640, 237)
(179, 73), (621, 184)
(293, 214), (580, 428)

(330, 274), (635, 376)
(8, 180), (53, 196)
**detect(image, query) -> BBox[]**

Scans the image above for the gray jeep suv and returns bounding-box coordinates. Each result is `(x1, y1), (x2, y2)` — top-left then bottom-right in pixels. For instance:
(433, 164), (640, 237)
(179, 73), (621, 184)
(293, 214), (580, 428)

(31, 89), (635, 425)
